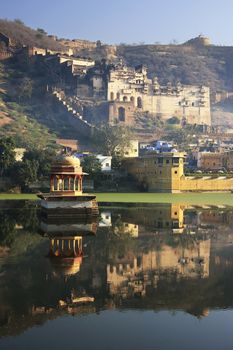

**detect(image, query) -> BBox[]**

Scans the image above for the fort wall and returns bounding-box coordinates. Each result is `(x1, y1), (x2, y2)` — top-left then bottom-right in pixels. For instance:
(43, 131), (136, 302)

(124, 152), (233, 192)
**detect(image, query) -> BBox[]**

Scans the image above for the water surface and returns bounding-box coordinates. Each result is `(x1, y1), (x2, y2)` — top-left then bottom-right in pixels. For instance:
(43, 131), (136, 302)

(1, 202), (233, 349)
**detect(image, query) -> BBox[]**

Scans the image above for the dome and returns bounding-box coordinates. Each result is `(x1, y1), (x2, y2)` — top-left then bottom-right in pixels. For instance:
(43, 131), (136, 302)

(54, 155), (81, 167)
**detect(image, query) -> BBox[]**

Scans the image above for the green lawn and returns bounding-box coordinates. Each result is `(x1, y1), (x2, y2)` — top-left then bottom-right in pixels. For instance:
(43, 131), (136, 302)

(96, 193), (233, 205)
(0, 193), (37, 200)
(1, 192), (233, 205)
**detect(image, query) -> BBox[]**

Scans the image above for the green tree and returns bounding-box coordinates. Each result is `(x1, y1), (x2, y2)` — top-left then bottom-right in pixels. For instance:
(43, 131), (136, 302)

(36, 28), (47, 35)
(167, 116), (180, 125)
(81, 155), (102, 178)
(92, 124), (131, 157)
(16, 159), (39, 189)
(0, 137), (15, 176)
(23, 149), (56, 178)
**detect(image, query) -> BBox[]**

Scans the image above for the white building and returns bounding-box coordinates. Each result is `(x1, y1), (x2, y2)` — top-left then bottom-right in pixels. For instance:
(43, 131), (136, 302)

(96, 155), (112, 171)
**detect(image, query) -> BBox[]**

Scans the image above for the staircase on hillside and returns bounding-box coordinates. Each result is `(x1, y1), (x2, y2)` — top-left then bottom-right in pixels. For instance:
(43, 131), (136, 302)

(52, 90), (96, 138)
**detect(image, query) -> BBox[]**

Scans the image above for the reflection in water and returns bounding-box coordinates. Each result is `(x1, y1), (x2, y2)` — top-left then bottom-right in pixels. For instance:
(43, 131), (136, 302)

(107, 239), (210, 299)
(1, 202), (233, 342)
(48, 236), (83, 276)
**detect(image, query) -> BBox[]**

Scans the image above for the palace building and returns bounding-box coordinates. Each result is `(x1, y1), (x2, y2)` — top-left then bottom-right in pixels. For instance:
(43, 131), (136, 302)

(107, 64), (211, 126)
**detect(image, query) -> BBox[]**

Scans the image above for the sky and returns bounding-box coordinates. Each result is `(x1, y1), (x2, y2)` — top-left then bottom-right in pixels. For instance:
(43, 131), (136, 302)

(1, 0), (233, 45)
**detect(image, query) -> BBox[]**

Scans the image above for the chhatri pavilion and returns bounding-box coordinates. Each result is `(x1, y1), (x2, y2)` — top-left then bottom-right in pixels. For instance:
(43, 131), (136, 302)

(38, 155), (98, 217)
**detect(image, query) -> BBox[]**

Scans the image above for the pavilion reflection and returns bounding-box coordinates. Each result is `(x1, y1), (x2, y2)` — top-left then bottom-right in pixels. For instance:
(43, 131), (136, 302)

(40, 216), (97, 277)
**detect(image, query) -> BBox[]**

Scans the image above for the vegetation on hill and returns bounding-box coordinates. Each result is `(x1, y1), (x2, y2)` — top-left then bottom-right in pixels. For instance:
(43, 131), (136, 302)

(0, 19), (64, 50)
(2, 18), (233, 142)
(117, 44), (233, 93)
(0, 56), (84, 149)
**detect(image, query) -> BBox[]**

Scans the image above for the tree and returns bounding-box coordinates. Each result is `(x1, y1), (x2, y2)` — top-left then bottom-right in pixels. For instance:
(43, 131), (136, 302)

(36, 28), (47, 35)
(81, 155), (102, 177)
(167, 116), (180, 125)
(0, 137), (15, 176)
(91, 124), (132, 157)
(16, 159), (39, 189)
(23, 149), (56, 178)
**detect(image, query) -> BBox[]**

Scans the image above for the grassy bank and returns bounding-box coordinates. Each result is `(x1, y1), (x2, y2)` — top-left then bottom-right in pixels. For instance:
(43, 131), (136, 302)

(0, 192), (233, 205)
(96, 193), (233, 205)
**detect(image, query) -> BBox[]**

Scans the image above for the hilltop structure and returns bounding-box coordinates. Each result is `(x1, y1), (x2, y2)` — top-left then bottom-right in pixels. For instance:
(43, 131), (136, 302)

(106, 64), (211, 126)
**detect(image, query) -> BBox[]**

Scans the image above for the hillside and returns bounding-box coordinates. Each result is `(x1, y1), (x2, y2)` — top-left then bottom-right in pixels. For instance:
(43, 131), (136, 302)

(0, 59), (84, 149)
(1, 19), (233, 143)
(75, 40), (233, 96)
(0, 19), (64, 50)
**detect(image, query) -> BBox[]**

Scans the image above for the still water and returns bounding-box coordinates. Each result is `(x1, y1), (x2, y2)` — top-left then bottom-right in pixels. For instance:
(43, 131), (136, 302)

(1, 202), (233, 349)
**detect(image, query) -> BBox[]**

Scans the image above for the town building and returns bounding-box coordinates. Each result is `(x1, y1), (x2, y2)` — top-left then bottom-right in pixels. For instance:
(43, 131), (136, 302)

(96, 155), (112, 172)
(124, 152), (233, 192)
(196, 151), (223, 170)
(56, 139), (79, 153)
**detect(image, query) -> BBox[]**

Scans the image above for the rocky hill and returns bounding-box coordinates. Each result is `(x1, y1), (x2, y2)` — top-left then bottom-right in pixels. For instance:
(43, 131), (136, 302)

(0, 19), (64, 50)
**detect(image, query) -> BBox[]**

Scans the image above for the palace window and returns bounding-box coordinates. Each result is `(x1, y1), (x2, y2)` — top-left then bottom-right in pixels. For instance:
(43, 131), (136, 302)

(172, 158), (179, 164)
(158, 158), (163, 164)
(137, 97), (143, 108)
(118, 107), (125, 122)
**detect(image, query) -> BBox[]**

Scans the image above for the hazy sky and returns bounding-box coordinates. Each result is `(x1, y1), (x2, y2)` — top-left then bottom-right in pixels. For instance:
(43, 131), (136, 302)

(1, 0), (233, 45)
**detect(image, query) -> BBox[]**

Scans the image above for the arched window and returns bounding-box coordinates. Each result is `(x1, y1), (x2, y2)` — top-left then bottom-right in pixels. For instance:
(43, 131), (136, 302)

(137, 96), (142, 108)
(123, 96), (127, 102)
(116, 92), (120, 100)
(70, 177), (74, 191)
(118, 107), (125, 122)
(110, 92), (114, 100)
(54, 177), (58, 191)
(130, 96), (135, 103)
(64, 177), (69, 190)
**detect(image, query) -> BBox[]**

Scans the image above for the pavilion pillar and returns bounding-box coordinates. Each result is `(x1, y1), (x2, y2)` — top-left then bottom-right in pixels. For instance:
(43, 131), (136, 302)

(80, 175), (83, 192)
(73, 239), (76, 255)
(61, 239), (64, 251)
(50, 175), (54, 192)
(74, 175), (76, 192)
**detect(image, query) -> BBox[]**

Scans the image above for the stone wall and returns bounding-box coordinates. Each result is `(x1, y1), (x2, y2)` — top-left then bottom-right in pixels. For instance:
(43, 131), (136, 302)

(180, 176), (233, 192)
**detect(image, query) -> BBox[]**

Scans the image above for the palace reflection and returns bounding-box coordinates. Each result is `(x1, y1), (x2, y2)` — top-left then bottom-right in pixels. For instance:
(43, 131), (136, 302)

(1, 203), (233, 337)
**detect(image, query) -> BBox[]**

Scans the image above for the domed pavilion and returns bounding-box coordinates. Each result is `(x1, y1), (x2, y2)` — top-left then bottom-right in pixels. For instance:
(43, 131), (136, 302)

(38, 155), (98, 218)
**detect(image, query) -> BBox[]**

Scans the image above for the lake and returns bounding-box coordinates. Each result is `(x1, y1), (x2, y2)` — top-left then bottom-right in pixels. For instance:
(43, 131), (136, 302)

(1, 202), (233, 349)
